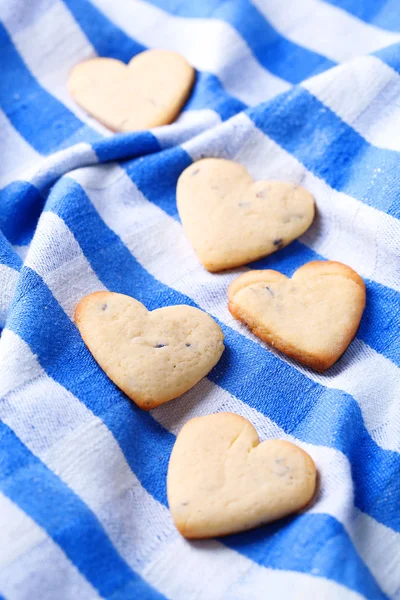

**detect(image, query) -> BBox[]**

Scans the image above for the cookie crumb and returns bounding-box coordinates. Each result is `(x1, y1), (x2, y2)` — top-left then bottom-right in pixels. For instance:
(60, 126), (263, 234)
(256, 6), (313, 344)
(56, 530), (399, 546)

(273, 238), (284, 249)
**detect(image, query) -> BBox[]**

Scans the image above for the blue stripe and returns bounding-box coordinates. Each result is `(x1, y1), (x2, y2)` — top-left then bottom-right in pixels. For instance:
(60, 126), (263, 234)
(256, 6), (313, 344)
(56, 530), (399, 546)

(92, 131), (160, 163)
(145, 0), (336, 82)
(0, 422), (164, 600)
(375, 43), (400, 75)
(125, 144), (400, 367)
(0, 230), (22, 270)
(63, 0), (144, 60)
(247, 87), (400, 218)
(0, 23), (100, 154)
(41, 177), (400, 533)
(325, 0), (400, 32)
(184, 72), (246, 121)
(7, 265), (386, 598)
(226, 513), (387, 600)
(0, 181), (43, 246)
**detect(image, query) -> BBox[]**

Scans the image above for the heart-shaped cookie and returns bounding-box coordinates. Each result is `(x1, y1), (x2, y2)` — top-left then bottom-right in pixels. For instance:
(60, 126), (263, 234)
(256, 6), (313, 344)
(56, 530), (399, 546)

(177, 158), (315, 272)
(74, 292), (224, 410)
(167, 412), (316, 538)
(228, 261), (366, 371)
(68, 50), (195, 132)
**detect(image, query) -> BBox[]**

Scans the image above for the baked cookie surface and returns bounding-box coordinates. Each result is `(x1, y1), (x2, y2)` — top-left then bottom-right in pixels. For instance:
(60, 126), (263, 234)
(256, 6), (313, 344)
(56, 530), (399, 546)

(75, 292), (224, 409)
(167, 412), (317, 538)
(68, 49), (195, 132)
(228, 261), (366, 371)
(177, 158), (315, 271)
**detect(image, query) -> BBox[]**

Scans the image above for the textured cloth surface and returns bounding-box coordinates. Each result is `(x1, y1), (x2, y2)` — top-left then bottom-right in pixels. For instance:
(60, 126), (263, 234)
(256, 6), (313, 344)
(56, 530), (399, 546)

(1, 1), (400, 599)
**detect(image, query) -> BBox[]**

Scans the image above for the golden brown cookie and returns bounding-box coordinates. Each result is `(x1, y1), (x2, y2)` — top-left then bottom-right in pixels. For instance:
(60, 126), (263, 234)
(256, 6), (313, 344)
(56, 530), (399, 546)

(68, 49), (195, 132)
(177, 158), (315, 271)
(228, 261), (366, 371)
(75, 292), (224, 409)
(167, 412), (317, 538)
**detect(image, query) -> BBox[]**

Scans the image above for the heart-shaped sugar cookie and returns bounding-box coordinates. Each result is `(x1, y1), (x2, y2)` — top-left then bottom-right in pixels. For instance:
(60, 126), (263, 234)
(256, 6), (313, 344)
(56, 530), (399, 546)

(68, 50), (195, 132)
(168, 412), (316, 538)
(177, 158), (315, 271)
(74, 292), (224, 410)
(228, 261), (366, 371)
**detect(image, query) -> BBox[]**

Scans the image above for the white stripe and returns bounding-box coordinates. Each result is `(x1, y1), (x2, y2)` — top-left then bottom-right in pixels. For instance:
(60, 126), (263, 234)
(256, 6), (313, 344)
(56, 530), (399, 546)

(303, 55), (400, 152)
(0, 265), (19, 328)
(91, 0), (289, 105)
(252, 0), (400, 63)
(13, 245), (29, 262)
(0, 492), (45, 569)
(0, 329), (43, 398)
(0, 334), (374, 600)
(70, 162), (400, 452)
(182, 111), (400, 293)
(0, 331), (92, 453)
(351, 509), (400, 600)
(0, 110), (42, 188)
(145, 535), (364, 600)
(0, 494), (100, 600)
(26, 143), (98, 190)
(24, 212), (106, 319)
(155, 109), (222, 149)
(3, 0), (110, 136)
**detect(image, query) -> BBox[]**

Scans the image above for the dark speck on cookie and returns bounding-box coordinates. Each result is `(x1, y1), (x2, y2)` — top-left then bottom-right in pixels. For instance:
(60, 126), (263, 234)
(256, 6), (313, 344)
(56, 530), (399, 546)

(185, 343), (191, 347)
(273, 238), (284, 249)
(101, 304), (108, 311)
(265, 287), (274, 296)
(155, 343), (166, 348)
(191, 168), (200, 176)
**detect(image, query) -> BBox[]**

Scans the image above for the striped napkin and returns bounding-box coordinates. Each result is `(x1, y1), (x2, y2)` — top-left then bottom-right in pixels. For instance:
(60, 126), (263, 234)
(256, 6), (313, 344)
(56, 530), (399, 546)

(1, 0), (399, 598)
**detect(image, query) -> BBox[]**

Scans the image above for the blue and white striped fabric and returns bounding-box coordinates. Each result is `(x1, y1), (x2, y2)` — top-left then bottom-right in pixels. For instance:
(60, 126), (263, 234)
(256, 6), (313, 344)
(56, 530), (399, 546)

(1, 0), (399, 598)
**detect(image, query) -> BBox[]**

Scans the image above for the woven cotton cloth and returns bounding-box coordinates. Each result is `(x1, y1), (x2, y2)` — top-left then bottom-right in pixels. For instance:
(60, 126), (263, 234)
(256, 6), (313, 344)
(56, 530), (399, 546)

(1, 0), (400, 598)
